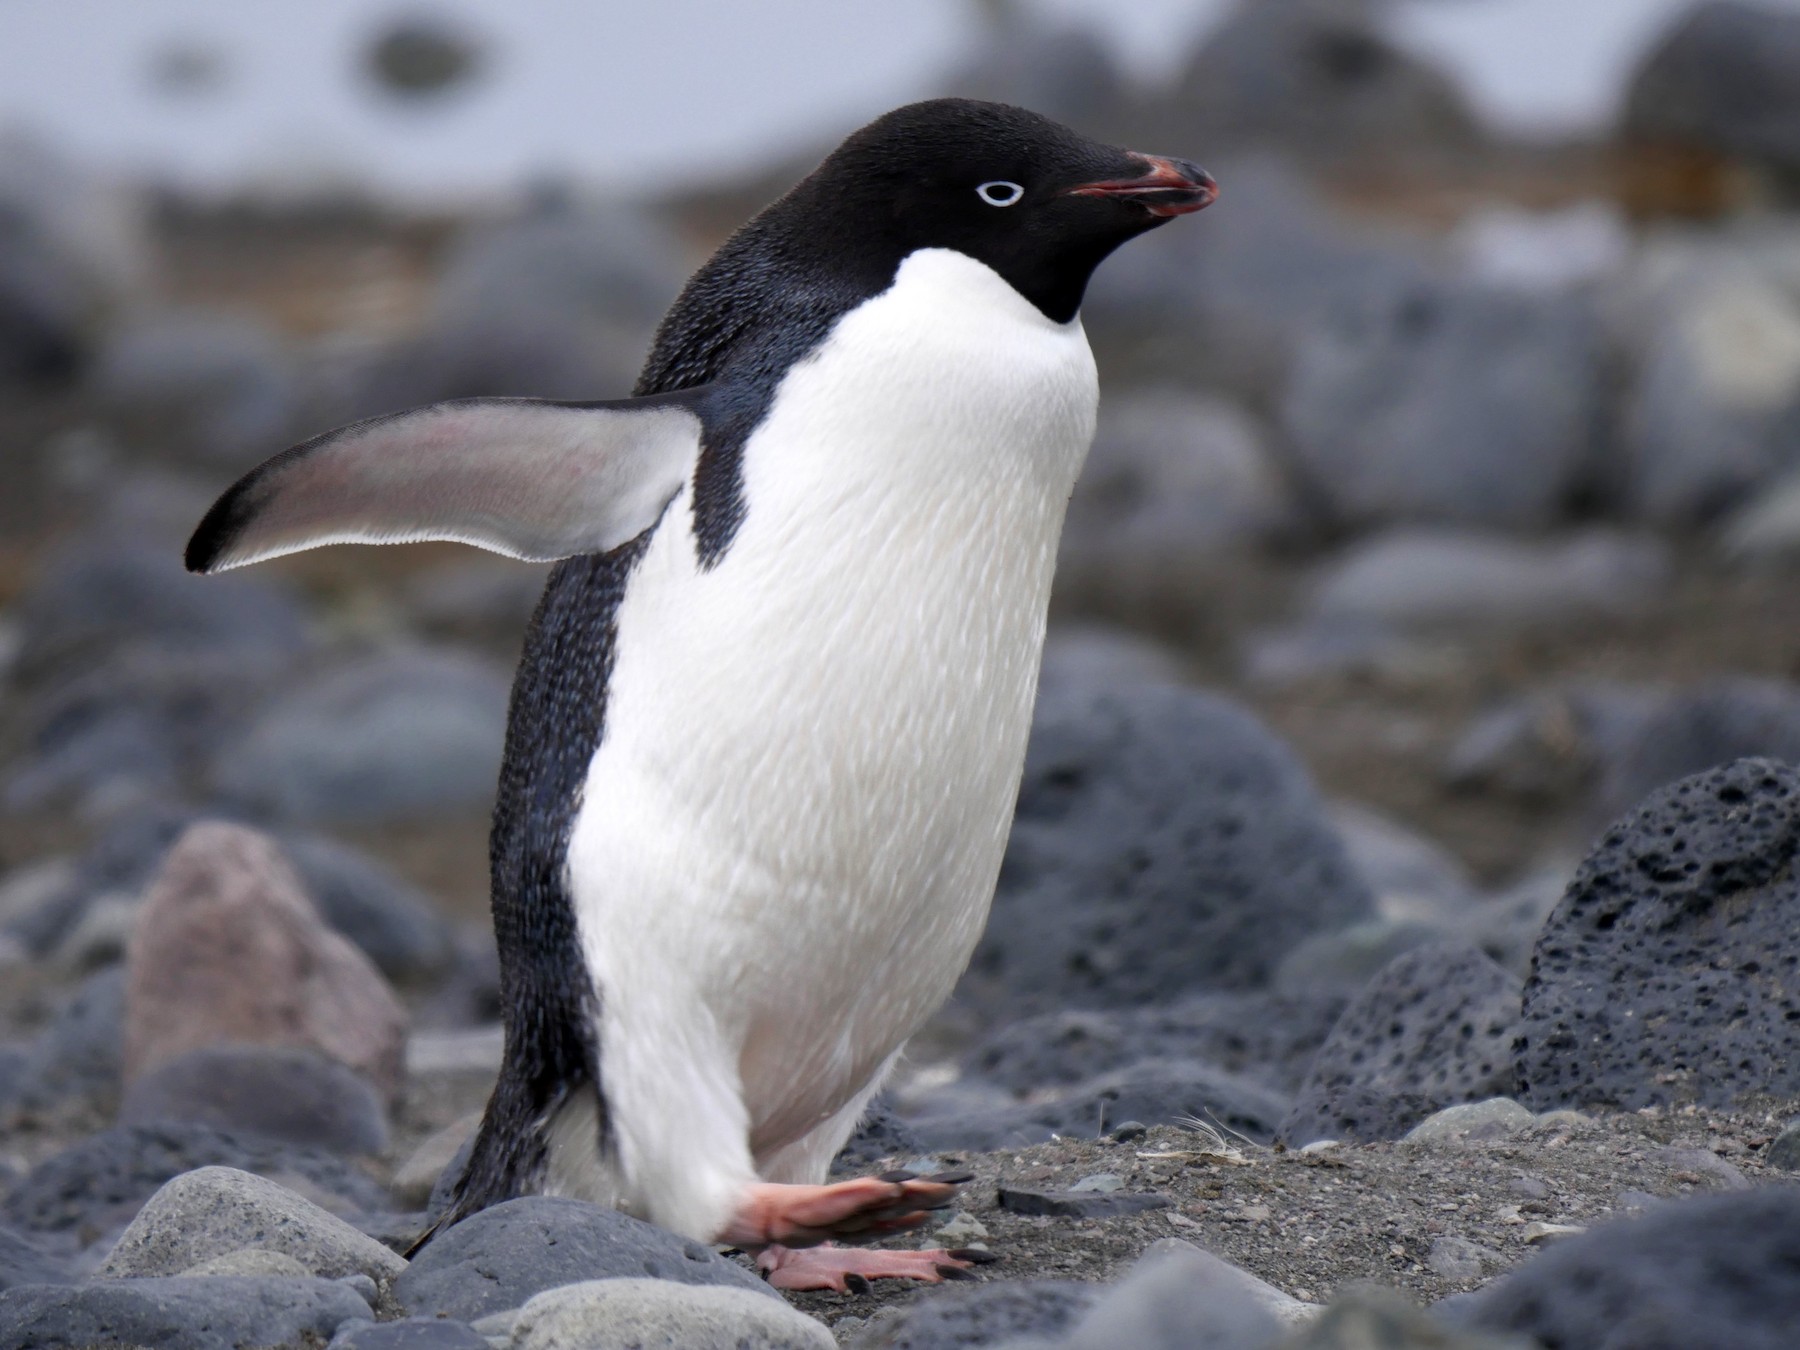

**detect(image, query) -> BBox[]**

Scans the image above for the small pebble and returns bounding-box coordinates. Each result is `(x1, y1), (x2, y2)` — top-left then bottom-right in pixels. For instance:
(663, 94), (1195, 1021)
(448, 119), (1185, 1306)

(935, 1211), (989, 1245)
(1068, 1172), (1123, 1193)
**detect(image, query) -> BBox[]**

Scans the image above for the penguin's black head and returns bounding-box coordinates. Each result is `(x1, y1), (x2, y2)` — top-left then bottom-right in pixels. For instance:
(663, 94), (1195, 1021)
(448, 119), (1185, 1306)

(791, 98), (1215, 324)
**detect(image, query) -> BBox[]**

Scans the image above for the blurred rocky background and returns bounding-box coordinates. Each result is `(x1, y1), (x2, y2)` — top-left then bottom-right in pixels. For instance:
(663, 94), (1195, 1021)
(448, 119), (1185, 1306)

(5, 1), (1800, 1347)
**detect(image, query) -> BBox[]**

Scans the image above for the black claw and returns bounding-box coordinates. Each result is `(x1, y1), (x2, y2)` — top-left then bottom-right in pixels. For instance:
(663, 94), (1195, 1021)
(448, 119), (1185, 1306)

(877, 1169), (919, 1183)
(845, 1273), (874, 1295)
(936, 1262), (979, 1281)
(926, 1169), (974, 1185)
(948, 1248), (1000, 1265)
(759, 1265), (773, 1282)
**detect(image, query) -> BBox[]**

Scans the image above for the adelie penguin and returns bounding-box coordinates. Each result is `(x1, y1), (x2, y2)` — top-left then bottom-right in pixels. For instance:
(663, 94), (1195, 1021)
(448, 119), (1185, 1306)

(186, 98), (1214, 1291)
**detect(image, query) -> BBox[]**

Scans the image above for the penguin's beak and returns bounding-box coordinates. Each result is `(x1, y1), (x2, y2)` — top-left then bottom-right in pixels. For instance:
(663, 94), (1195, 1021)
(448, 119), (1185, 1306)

(1068, 154), (1217, 217)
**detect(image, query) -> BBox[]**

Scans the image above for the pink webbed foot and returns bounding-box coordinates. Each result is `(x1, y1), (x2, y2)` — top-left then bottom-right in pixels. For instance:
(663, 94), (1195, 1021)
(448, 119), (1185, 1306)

(756, 1241), (998, 1293)
(718, 1169), (973, 1248)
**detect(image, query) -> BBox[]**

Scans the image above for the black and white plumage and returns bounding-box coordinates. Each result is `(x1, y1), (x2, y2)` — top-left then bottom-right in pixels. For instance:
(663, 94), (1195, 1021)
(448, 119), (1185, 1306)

(187, 98), (1213, 1288)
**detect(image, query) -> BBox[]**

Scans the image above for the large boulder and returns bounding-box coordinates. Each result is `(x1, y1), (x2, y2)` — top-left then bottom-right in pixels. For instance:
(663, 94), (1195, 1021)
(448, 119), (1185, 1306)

(0, 1276), (371, 1350)
(1517, 758), (1800, 1111)
(966, 683), (1374, 1012)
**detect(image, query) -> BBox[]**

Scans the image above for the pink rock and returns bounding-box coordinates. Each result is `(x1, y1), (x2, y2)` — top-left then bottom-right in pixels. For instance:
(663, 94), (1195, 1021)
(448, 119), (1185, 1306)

(124, 821), (407, 1103)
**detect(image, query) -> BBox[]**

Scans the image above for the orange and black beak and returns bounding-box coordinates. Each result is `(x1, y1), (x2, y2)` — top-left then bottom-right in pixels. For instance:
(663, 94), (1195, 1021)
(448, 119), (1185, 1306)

(1068, 154), (1218, 218)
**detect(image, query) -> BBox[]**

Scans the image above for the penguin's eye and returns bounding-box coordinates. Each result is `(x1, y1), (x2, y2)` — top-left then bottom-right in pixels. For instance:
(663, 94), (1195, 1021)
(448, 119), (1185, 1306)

(976, 181), (1024, 208)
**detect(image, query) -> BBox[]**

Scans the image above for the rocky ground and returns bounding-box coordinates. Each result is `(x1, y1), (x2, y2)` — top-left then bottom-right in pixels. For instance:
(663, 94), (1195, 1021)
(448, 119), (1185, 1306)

(4, 2), (1800, 1346)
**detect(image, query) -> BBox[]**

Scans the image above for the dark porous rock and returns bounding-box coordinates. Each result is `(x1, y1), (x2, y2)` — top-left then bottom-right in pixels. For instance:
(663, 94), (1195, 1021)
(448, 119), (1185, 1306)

(911, 1058), (1291, 1151)
(1282, 284), (1601, 530)
(0, 1122), (391, 1241)
(1281, 942), (1521, 1145)
(7, 965), (123, 1110)
(120, 1044), (389, 1156)
(392, 1196), (774, 1322)
(968, 683), (1373, 1012)
(0, 1224), (68, 1291)
(850, 1279), (1098, 1349)
(960, 990), (1346, 1099)
(1622, 1), (1800, 178)
(1518, 758), (1800, 1112)
(996, 1186), (1170, 1219)
(1459, 1186), (1800, 1350)
(0, 1275), (371, 1350)
(830, 1097), (924, 1176)
(211, 649), (509, 825)
(12, 536), (309, 688)
(330, 1317), (491, 1348)
(282, 835), (455, 984)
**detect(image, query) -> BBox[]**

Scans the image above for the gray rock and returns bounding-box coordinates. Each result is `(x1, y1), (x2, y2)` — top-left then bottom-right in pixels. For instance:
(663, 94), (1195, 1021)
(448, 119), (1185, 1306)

(212, 649), (509, 824)
(830, 1097), (924, 1176)
(0, 1225), (67, 1291)
(511, 1278), (834, 1350)
(281, 835), (455, 983)
(392, 1196), (773, 1322)
(1444, 681), (1663, 804)
(1720, 468), (1800, 563)
(1240, 616), (1451, 690)
(0, 1122), (391, 1239)
(330, 1317), (490, 1349)
(1459, 1187), (1800, 1350)
(1058, 391), (1294, 607)
(0, 1275), (371, 1350)
(1281, 942), (1521, 1145)
(392, 1113), (480, 1208)
(1402, 1099), (1535, 1145)
(1283, 285), (1601, 530)
(1767, 1119), (1800, 1171)
(967, 683), (1373, 1011)
(996, 1187), (1170, 1219)
(944, 11), (1128, 133)
(1049, 1239), (1307, 1349)
(959, 990), (1347, 1099)
(1452, 202), (1632, 296)
(92, 306), (300, 469)
(1622, 2), (1800, 178)
(1306, 529), (1669, 633)
(1272, 919), (1449, 998)
(1454, 868), (1572, 978)
(97, 1167), (406, 1283)
(1517, 758), (1800, 1112)
(1290, 1286), (1527, 1349)
(1328, 802), (1476, 924)
(914, 1057), (1291, 1151)
(6, 965), (123, 1110)
(1038, 625), (1184, 696)
(850, 1280), (1097, 1349)
(11, 536), (309, 688)
(181, 1248), (314, 1278)
(1427, 1235), (1498, 1283)
(119, 1044), (389, 1156)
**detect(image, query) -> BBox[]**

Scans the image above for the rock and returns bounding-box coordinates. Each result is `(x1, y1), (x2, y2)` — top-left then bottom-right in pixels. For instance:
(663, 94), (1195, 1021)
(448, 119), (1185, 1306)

(181, 1248), (315, 1278)
(1622, 2), (1800, 179)
(510, 1278), (834, 1350)
(6, 965), (123, 1110)
(1272, 918), (1449, 998)
(967, 683), (1373, 1011)
(1043, 1239), (1309, 1349)
(1281, 942), (1521, 1145)
(1460, 1187), (1800, 1350)
(1766, 1119), (1800, 1171)
(119, 1044), (389, 1156)
(912, 1058), (1292, 1151)
(1611, 230), (1800, 524)
(1328, 802), (1476, 924)
(1038, 625), (1184, 695)
(960, 990), (1346, 1098)
(0, 1276), (371, 1350)
(212, 649), (509, 824)
(0, 1225), (67, 1290)
(1282, 285), (1601, 530)
(124, 821), (408, 1104)
(1720, 468), (1800, 562)
(1288, 1286), (1527, 1349)
(1455, 868), (1572, 978)
(1452, 202), (1632, 296)
(1427, 1235), (1498, 1283)
(849, 1280), (1097, 1349)
(97, 1166), (405, 1284)
(0, 1122), (392, 1241)
(1402, 1099), (1536, 1145)
(1306, 529), (1670, 633)
(1162, 0), (1480, 164)
(391, 1196), (774, 1322)
(1648, 1146), (1749, 1191)
(281, 835), (455, 984)
(1444, 681), (1662, 805)
(10, 536), (309, 688)
(1591, 677), (1800, 825)
(996, 1187), (1170, 1219)
(405, 1024), (503, 1079)
(945, 10), (1128, 134)
(1517, 758), (1800, 1112)
(91, 306), (299, 469)
(1241, 616), (1452, 690)
(392, 1113), (480, 1208)
(1058, 391), (1294, 606)
(330, 1317), (491, 1348)
(830, 1097), (924, 1176)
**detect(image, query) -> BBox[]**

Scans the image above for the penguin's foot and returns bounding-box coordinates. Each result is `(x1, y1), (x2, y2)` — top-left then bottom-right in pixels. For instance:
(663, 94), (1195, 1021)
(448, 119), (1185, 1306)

(756, 1241), (997, 1292)
(719, 1170), (971, 1247)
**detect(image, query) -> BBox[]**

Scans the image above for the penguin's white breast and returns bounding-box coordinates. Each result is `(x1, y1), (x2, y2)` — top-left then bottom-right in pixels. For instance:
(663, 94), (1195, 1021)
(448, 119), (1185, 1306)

(566, 248), (1098, 1144)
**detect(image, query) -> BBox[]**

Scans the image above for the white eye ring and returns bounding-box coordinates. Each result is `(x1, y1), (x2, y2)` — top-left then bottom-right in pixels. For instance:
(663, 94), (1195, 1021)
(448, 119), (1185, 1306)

(976, 180), (1024, 207)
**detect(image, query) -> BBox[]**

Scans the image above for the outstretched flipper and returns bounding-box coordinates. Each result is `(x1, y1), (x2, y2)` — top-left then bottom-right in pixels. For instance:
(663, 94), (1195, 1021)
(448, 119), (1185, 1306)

(184, 387), (712, 574)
